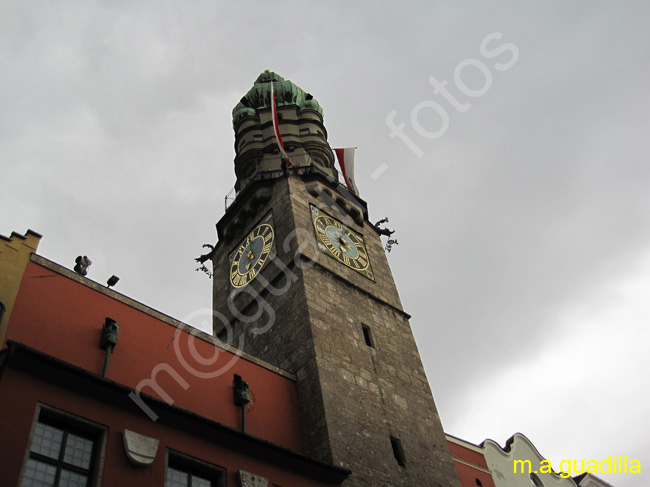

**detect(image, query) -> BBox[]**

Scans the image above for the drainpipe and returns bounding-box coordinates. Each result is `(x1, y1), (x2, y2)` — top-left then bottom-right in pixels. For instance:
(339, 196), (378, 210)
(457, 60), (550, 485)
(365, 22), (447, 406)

(0, 341), (17, 385)
(233, 374), (250, 433)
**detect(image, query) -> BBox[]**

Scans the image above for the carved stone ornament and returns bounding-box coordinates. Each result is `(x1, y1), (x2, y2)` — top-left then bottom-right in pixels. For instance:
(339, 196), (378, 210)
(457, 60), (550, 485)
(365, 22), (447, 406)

(122, 429), (159, 466)
(238, 469), (269, 487)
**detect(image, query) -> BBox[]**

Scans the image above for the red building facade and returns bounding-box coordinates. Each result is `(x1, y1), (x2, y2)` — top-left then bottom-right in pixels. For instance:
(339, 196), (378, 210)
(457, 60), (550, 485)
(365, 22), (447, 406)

(446, 435), (496, 487)
(0, 237), (349, 487)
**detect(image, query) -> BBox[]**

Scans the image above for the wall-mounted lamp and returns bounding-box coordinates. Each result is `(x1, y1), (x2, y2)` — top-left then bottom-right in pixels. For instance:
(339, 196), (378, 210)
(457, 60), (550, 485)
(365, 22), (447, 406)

(100, 317), (119, 377)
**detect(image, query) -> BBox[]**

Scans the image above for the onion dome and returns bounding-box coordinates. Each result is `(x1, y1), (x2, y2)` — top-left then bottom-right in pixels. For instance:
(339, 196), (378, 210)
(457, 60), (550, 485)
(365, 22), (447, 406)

(232, 71), (323, 127)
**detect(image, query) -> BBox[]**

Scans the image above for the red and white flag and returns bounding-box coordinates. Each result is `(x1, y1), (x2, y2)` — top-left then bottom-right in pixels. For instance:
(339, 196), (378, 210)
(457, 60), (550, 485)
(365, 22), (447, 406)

(334, 148), (359, 195)
(271, 81), (292, 166)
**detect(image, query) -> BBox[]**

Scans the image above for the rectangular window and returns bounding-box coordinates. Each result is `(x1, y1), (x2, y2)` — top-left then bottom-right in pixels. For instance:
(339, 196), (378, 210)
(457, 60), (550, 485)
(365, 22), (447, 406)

(253, 135), (263, 142)
(362, 324), (375, 348)
(21, 407), (105, 487)
(167, 451), (225, 487)
(390, 436), (406, 467)
(299, 128), (310, 135)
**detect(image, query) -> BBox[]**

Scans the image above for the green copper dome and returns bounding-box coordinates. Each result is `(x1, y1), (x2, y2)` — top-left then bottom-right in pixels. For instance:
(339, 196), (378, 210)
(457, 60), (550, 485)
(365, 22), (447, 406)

(232, 71), (323, 126)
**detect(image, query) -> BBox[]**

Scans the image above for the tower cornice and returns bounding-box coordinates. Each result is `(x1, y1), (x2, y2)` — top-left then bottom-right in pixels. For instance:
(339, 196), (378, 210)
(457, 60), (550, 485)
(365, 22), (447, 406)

(216, 166), (369, 247)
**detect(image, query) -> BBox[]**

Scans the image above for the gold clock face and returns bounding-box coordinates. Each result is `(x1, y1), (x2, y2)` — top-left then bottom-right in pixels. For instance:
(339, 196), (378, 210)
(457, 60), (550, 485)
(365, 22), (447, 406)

(229, 222), (274, 288)
(310, 205), (374, 280)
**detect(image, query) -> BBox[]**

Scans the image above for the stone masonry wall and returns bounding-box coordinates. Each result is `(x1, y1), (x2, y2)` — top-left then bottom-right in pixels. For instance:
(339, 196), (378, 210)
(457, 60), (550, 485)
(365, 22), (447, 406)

(212, 173), (460, 486)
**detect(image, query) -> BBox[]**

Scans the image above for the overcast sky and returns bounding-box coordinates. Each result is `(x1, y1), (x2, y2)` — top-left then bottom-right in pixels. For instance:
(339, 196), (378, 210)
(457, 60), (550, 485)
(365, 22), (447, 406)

(2, 2), (649, 485)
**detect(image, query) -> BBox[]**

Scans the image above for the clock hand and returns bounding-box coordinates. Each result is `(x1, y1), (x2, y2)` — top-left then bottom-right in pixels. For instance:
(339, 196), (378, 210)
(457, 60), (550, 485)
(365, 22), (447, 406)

(338, 235), (349, 252)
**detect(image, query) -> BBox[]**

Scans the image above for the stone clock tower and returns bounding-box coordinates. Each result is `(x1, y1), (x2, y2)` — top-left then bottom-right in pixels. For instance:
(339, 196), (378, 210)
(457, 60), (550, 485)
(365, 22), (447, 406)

(211, 71), (460, 487)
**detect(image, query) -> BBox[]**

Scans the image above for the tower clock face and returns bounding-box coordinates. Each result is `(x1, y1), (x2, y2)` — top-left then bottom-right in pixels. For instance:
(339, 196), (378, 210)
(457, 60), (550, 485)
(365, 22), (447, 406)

(229, 221), (275, 288)
(310, 205), (374, 280)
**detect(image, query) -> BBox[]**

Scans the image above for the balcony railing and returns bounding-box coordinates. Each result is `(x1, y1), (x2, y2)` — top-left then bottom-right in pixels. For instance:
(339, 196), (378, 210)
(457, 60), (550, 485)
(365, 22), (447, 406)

(224, 162), (344, 211)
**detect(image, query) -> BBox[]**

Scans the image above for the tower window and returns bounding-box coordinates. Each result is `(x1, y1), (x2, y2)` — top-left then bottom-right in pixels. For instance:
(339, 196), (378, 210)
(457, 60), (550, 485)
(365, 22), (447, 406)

(362, 324), (374, 348)
(390, 436), (406, 467)
(300, 128), (310, 135)
(253, 135), (263, 142)
(476, 479), (483, 486)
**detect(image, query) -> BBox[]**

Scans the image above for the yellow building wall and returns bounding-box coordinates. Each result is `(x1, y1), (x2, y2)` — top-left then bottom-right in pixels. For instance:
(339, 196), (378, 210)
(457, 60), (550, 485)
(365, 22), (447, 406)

(0, 229), (41, 346)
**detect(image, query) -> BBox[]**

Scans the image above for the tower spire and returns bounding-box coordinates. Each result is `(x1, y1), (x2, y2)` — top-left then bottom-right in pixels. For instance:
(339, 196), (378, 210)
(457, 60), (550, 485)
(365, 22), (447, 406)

(231, 71), (337, 191)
